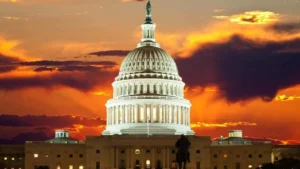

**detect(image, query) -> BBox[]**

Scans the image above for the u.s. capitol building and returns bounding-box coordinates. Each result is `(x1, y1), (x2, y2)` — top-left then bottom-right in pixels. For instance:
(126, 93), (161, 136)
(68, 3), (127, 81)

(1, 1), (299, 169)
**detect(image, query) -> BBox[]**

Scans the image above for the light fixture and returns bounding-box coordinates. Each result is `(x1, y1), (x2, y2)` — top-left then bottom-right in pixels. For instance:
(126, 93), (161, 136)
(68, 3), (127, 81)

(79, 165), (84, 169)
(34, 154), (39, 158)
(4, 157), (7, 160)
(135, 149), (140, 154)
(224, 154), (228, 158)
(11, 157), (15, 160)
(69, 165), (73, 169)
(248, 165), (253, 169)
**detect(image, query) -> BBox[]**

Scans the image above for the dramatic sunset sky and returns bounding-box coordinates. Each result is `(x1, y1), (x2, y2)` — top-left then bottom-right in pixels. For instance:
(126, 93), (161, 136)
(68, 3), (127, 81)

(0, 0), (300, 144)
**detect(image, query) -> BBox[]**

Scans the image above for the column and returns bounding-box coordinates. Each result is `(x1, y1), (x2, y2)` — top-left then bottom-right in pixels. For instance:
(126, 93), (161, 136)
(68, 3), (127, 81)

(169, 105), (172, 123)
(186, 108), (189, 126)
(137, 83), (140, 94)
(177, 106), (180, 124)
(112, 107), (114, 125)
(115, 106), (118, 125)
(173, 106), (178, 124)
(159, 105), (162, 123)
(144, 105), (147, 123)
(135, 105), (138, 123)
(120, 105), (123, 124)
(188, 108), (190, 126)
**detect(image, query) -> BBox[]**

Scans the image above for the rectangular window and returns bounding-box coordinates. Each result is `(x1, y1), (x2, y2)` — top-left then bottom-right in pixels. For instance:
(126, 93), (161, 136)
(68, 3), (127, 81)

(69, 154), (73, 158)
(196, 150), (200, 154)
(196, 162), (200, 169)
(96, 162), (100, 169)
(96, 150), (100, 154)
(79, 154), (83, 158)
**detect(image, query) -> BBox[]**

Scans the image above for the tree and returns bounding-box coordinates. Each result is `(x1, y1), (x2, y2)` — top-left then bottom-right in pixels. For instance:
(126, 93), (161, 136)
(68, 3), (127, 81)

(260, 158), (300, 169)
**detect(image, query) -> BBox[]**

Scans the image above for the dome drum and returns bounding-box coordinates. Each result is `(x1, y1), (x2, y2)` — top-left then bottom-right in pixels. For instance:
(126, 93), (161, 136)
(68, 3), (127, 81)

(112, 79), (185, 98)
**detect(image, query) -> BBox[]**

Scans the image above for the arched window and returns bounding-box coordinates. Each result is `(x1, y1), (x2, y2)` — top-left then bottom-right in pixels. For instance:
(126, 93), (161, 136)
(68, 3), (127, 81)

(236, 162), (240, 169)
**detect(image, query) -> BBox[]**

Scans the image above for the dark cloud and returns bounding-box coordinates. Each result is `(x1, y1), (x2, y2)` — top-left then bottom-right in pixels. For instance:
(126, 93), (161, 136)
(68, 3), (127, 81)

(0, 67), (117, 91)
(0, 114), (106, 128)
(241, 15), (259, 23)
(176, 35), (300, 102)
(58, 65), (102, 72)
(0, 53), (21, 64)
(89, 50), (131, 57)
(0, 66), (18, 73)
(270, 23), (300, 33)
(0, 132), (50, 144)
(34, 67), (55, 72)
(19, 60), (117, 66)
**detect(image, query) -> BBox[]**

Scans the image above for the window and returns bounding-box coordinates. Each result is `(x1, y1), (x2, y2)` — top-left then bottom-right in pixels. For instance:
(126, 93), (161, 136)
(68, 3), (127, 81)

(213, 154), (218, 158)
(69, 165), (73, 169)
(224, 165), (227, 169)
(214, 166), (217, 169)
(146, 160), (151, 169)
(69, 154), (73, 158)
(34, 154), (39, 158)
(248, 165), (253, 169)
(44, 154), (49, 158)
(171, 150), (176, 154)
(236, 162), (240, 169)
(146, 150), (150, 153)
(96, 162), (100, 169)
(196, 150), (200, 154)
(96, 150), (100, 154)
(236, 154), (240, 158)
(57, 154), (61, 158)
(4, 157), (7, 160)
(259, 154), (263, 158)
(224, 154), (228, 158)
(79, 154), (83, 158)
(11, 157), (15, 160)
(121, 150), (125, 154)
(79, 165), (84, 169)
(248, 154), (252, 158)
(57, 165), (61, 169)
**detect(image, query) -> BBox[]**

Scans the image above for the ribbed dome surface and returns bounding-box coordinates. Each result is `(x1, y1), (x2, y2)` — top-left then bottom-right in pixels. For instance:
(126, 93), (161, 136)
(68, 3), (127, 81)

(119, 46), (178, 76)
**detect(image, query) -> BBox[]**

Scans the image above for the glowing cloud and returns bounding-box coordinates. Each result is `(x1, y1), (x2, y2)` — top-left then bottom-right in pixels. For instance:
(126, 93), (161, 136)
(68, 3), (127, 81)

(190, 122), (257, 128)
(91, 92), (110, 96)
(275, 95), (300, 101)
(230, 11), (279, 24)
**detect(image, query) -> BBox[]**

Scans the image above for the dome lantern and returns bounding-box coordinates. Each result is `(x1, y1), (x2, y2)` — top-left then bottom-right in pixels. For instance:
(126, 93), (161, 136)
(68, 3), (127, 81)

(138, 0), (160, 48)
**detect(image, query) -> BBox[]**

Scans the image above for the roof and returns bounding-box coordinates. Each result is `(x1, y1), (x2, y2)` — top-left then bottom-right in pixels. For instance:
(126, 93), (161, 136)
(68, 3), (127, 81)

(45, 137), (81, 144)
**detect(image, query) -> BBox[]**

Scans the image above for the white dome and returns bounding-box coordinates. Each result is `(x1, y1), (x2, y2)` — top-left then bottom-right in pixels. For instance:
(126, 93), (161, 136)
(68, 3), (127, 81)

(119, 46), (178, 76)
(116, 46), (181, 81)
